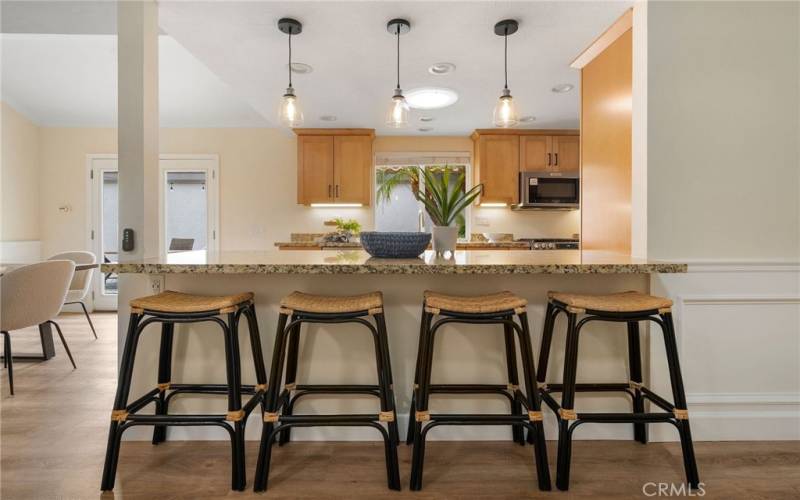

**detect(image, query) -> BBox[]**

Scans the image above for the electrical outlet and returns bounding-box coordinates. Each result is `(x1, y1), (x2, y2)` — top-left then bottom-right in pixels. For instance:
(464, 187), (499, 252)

(149, 275), (165, 295)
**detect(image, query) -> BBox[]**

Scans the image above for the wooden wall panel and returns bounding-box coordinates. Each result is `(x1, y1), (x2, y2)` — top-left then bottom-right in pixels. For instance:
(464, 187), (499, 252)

(580, 28), (632, 254)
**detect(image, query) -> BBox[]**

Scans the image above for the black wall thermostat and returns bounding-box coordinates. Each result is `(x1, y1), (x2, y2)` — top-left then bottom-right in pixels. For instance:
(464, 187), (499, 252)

(122, 228), (135, 252)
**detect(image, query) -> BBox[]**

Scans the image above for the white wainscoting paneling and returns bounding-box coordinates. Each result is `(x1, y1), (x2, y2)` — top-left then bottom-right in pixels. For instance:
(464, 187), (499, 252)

(650, 261), (800, 441)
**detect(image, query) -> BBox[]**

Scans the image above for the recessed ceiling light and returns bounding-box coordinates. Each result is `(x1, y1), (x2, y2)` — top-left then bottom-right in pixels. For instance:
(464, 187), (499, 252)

(418, 127), (434, 132)
(289, 62), (313, 74)
(552, 83), (574, 93)
(320, 115), (337, 122)
(419, 116), (435, 122)
(519, 115), (536, 123)
(428, 62), (456, 75)
(405, 87), (459, 110)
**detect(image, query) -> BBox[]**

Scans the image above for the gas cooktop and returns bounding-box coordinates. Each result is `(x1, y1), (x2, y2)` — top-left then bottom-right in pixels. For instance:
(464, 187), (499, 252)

(514, 238), (580, 250)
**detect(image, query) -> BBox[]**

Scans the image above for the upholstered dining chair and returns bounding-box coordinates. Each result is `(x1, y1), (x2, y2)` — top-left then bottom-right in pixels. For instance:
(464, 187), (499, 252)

(1, 260), (78, 395)
(49, 251), (98, 338)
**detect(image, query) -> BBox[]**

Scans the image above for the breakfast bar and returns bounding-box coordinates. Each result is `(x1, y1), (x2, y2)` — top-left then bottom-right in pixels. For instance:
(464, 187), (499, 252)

(104, 249), (686, 442)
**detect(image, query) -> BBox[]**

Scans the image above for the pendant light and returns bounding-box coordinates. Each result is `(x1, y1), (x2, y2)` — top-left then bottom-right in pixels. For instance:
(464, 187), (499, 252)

(386, 19), (411, 128)
(278, 18), (304, 128)
(492, 19), (519, 128)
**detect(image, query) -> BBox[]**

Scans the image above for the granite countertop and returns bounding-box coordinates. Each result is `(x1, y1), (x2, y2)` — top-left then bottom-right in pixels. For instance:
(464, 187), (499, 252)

(103, 249), (686, 275)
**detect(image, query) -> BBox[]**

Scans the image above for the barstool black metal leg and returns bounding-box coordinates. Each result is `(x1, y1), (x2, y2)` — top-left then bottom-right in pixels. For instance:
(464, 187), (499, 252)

(516, 312), (552, 491)
(244, 303), (269, 403)
(503, 321), (525, 445)
(254, 312), (291, 492)
(372, 312), (401, 490)
(660, 313), (700, 489)
(536, 302), (557, 386)
(152, 322), (174, 444)
(279, 318), (301, 446)
(556, 312), (580, 491)
(627, 321), (647, 444)
(375, 312), (400, 447)
(407, 305), (428, 445)
(410, 311), (437, 491)
(101, 313), (143, 491)
(223, 312), (246, 491)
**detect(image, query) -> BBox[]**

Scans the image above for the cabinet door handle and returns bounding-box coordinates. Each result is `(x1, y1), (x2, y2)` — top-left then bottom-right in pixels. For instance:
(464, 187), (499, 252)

(328, 184), (332, 197)
(554, 153), (558, 166)
(335, 185), (339, 198)
(547, 153), (552, 166)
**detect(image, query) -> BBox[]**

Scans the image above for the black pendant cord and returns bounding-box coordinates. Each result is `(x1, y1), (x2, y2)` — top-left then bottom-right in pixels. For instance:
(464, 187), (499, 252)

(396, 26), (401, 90)
(288, 31), (293, 88)
(503, 30), (509, 90)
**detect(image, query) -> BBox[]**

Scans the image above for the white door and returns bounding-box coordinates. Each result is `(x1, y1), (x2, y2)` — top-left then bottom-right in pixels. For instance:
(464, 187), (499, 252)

(87, 154), (219, 311)
(87, 155), (119, 310)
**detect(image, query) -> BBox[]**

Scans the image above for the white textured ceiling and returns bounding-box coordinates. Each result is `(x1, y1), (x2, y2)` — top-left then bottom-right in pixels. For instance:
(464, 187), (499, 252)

(1, 1), (633, 132)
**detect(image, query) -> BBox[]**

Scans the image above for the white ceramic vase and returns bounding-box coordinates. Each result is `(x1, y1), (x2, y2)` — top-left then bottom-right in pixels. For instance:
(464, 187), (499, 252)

(432, 225), (458, 256)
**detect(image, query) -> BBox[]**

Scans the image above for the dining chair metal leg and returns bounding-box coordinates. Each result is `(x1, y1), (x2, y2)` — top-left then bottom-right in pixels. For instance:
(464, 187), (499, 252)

(48, 320), (76, 369)
(77, 301), (98, 339)
(2, 332), (13, 395)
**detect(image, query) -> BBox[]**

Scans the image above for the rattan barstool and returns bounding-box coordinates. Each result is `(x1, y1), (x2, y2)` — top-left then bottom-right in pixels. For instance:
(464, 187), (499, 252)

(100, 291), (268, 492)
(253, 291), (400, 492)
(538, 290), (700, 491)
(408, 291), (551, 492)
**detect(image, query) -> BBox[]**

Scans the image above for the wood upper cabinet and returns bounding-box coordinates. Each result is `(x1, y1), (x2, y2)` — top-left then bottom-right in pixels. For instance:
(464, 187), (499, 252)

(474, 134), (519, 204)
(295, 129), (374, 205)
(334, 135), (372, 204)
(520, 135), (551, 172)
(552, 135), (580, 173)
(298, 135), (334, 204)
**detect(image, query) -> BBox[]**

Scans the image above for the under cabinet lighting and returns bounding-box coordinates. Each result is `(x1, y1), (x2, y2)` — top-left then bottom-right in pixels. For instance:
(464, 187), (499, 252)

(480, 202), (508, 208)
(310, 203), (363, 208)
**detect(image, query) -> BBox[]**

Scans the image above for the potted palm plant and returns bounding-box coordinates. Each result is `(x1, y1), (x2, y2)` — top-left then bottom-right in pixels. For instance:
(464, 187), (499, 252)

(377, 166), (482, 255)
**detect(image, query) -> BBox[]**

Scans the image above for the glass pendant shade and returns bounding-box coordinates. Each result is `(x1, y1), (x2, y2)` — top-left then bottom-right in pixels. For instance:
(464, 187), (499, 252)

(385, 90), (410, 128)
(279, 87), (303, 128)
(492, 91), (518, 128)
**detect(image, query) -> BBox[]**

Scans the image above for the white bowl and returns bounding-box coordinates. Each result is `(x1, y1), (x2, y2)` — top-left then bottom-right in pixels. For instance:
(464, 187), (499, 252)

(482, 232), (506, 243)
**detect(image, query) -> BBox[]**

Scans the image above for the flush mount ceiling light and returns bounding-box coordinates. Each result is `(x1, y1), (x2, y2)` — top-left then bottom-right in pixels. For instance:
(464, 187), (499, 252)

(289, 62), (313, 74)
(386, 18), (411, 128)
(405, 87), (459, 110)
(492, 19), (520, 128)
(428, 62), (456, 75)
(552, 83), (574, 93)
(277, 18), (304, 128)
(319, 115), (337, 122)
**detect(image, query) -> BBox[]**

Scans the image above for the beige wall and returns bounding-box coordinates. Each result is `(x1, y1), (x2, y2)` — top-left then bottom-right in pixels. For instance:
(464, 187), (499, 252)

(34, 128), (580, 257)
(1, 102), (41, 242)
(648, 1), (800, 260)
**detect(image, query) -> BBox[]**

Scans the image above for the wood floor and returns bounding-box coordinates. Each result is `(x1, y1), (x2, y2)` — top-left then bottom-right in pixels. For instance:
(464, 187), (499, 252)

(2, 312), (799, 499)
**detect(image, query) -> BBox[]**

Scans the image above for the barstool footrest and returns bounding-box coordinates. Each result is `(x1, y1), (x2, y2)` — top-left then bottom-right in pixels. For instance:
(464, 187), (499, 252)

(279, 413), (389, 424)
(424, 413), (532, 424)
(543, 382), (636, 393)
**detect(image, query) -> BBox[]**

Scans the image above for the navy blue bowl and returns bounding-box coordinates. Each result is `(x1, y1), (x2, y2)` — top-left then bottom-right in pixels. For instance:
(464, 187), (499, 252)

(360, 232), (431, 258)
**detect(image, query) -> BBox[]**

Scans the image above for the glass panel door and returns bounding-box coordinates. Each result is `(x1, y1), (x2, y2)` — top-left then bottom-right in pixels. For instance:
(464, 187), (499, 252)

(89, 156), (119, 310)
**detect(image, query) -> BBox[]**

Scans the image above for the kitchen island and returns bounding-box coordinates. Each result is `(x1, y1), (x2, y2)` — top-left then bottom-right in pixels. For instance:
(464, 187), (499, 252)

(104, 250), (686, 442)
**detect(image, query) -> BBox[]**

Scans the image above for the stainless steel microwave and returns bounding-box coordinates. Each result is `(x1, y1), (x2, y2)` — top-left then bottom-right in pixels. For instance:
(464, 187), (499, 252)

(514, 171), (580, 210)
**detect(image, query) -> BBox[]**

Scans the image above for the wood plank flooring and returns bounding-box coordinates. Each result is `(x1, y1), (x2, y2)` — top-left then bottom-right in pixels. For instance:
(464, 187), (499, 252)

(2, 313), (799, 499)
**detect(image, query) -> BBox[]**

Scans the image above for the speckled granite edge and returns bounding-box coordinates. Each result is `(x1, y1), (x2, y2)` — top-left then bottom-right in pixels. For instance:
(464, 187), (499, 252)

(103, 262), (688, 275)
(275, 241), (532, 249)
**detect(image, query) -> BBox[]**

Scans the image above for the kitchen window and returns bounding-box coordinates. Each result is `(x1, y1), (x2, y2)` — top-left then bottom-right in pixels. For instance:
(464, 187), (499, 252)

(374, 153), (472, 239)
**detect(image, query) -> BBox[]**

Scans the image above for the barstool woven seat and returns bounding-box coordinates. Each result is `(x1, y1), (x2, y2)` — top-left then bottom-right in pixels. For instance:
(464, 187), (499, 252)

(280, 291), (383, 314)
(538, 290), (699, 491)
(102, 291), (267, 492)
(254, 291), (400, 492)
(130, 290), (253, 313)
(423, 290), (527, 315)
(547, 290), (672, 313)
(409, 290), (551, 492)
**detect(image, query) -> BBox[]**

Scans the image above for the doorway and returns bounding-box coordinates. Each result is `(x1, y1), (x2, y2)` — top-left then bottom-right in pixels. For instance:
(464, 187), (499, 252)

(87, 154), (219, 310)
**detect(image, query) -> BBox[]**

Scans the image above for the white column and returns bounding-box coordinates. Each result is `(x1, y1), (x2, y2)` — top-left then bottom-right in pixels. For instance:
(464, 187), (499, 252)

(117, 0), (159, 261)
